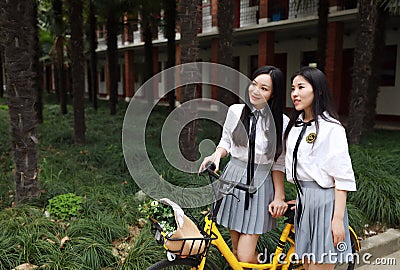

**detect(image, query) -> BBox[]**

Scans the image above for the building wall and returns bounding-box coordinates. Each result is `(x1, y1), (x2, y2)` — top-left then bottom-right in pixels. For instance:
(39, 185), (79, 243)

(376, 30), (400, 116)
(94, 2), (399, 117)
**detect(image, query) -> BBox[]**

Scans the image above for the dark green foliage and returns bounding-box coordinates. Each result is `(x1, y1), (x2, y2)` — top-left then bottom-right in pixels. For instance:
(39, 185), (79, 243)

(118, 227), (164, 270)
(348, 131), (400, 226)
(0, 96), (399, 268)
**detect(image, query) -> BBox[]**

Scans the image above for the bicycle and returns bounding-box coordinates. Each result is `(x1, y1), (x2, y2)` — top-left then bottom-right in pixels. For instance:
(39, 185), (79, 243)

(147, 162), (361, 270)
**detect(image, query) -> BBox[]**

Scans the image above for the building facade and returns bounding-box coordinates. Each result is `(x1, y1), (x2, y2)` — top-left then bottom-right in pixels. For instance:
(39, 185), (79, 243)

(88, 0), (400, 118)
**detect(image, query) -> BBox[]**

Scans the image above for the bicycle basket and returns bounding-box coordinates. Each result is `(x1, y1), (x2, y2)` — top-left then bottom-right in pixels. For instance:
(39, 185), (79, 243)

(149, 198), (216, 258)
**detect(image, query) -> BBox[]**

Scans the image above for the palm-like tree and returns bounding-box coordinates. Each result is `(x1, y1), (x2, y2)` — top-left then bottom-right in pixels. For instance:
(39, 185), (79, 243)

(217, 0), (237, 106)
(316, 0), (328, 72)
(0, 48), (4, 98)
(0, 0), (41, 202)
(347, 0), (398, 144)
(106, 3), (120, 115)
(50, 0), (68, 114)
(178, 0), (201, 161)
(87, 0), (98, 110)
(139, 1), (162, 103)
(96, 0), (123, 115)
(96, 0), (137, 115)
(66, 0), (86, 144)
(163, 0), (177, 111)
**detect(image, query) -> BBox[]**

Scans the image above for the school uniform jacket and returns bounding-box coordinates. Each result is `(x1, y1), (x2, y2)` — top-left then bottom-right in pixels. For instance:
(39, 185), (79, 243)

(285, 112), (357, 191)
(217, 103), (289, 173)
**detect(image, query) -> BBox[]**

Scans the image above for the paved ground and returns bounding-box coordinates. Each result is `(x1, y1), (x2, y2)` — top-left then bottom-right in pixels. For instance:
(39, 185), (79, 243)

(355, 249), (400, 269)
(353, 229), (400, 269)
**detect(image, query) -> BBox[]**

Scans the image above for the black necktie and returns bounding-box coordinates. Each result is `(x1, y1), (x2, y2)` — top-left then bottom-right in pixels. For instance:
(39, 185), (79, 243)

(292, 119), (314, 225)
(245, 111), (259, 210)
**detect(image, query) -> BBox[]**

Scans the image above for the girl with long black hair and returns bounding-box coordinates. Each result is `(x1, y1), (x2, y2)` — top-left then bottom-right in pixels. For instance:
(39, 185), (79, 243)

(284, 66), (357, 269)
(199, 65), (289, 264)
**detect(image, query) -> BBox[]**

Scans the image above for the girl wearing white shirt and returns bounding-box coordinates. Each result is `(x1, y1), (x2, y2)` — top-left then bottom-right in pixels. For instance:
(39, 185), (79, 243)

(199, 66), (288, 264)
(284, 67), (356, 270)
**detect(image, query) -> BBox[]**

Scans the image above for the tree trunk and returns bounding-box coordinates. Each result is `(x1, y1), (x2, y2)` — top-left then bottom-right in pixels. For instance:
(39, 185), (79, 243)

(0, 0), (41, 202)
(35, 33), (44, 124)
(164, 0), (177, 111)
(347, 0), (380, 144)
(362, 6), (385, 132)
(52, 0), (67, 114)
(142, 6), (154, 104)
(179, 0), (200, 162)
(87, 0), (98, 110)
(106, 10), (119, 115)
(316, 0), (328, 73)
(67, 0), (86, 144)
(0, 48), (4, 98)
(86, 60), (92, 101)
(217, 0), (237, 106)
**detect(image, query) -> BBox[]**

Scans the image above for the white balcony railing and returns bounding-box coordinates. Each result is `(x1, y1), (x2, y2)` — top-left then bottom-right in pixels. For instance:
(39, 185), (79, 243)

(288, 0), (318, 19)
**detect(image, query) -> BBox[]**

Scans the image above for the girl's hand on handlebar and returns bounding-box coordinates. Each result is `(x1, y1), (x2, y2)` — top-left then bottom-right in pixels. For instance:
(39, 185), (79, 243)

(268, 199), (288, 218)
(198, 155), (220, 174)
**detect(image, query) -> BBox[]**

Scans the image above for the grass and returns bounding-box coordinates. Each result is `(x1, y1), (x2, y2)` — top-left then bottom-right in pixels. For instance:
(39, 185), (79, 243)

(0, 94), (399, 268)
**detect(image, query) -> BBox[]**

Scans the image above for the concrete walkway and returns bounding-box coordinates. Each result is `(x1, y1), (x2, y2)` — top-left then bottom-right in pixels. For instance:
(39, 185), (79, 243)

(355, 249), (400, 270)
(354, 229), (400, 269)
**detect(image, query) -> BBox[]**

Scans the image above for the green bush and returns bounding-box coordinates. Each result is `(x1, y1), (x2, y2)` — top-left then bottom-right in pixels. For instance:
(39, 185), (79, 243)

(348, 134), (400, 227)
(47, 193), (83, 221)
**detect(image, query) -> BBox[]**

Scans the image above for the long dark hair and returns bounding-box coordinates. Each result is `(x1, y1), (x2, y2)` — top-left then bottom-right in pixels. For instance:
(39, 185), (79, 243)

(284, 66), (340, 144)
(232, 66), (284, 161)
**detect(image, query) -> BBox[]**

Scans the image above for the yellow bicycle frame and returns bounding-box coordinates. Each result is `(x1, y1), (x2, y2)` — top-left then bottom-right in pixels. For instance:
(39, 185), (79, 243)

(197, 216), (300, 270)
(158, 215), (358, 270)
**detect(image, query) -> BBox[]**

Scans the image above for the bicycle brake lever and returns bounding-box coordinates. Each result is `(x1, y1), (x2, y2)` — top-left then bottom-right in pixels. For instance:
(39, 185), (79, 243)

(223, 192), (239, 202)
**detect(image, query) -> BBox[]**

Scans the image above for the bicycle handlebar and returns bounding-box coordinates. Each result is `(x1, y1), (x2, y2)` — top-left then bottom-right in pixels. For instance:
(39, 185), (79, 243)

(199, 162), (219, 178)
(199, 162), (257, 194)
(219, 178), (257, 194)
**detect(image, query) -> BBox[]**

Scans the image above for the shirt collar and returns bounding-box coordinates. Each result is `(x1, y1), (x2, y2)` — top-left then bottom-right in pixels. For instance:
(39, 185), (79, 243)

(251, 106), (268, 118)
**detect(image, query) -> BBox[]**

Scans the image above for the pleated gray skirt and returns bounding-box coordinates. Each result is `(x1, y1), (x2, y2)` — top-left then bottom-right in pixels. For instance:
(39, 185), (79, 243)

(295, 181), (353, 264)
(216, 158), (275, 234)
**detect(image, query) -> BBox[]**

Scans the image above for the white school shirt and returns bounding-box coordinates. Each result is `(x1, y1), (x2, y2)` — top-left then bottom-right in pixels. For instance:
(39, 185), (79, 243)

(285, 112), (357, 191)
(217, 104), (289, 172)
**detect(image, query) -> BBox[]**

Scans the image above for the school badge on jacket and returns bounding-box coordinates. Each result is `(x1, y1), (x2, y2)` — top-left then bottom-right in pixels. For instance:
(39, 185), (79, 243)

(306, 133), (316, 143)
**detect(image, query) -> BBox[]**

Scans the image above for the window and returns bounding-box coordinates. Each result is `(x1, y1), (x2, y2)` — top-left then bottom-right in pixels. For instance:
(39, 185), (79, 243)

(250, 0), (259, 7)
(301, 51), (317, 68)
(381, 45), (397, 86)
(269, 0), (288, 21)
(100, 67), (105, 82)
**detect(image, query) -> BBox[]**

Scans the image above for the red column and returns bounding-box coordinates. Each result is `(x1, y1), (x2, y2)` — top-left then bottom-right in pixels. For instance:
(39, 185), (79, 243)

(233, 0), (240, 28)
(124, 51), (135, 98)
(258, 31), (275, 66)
(325, 21), (344, 111)
(259, 0), (269, 19)
(123, 14), (133, 43)
(211, 0), (218, 27)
